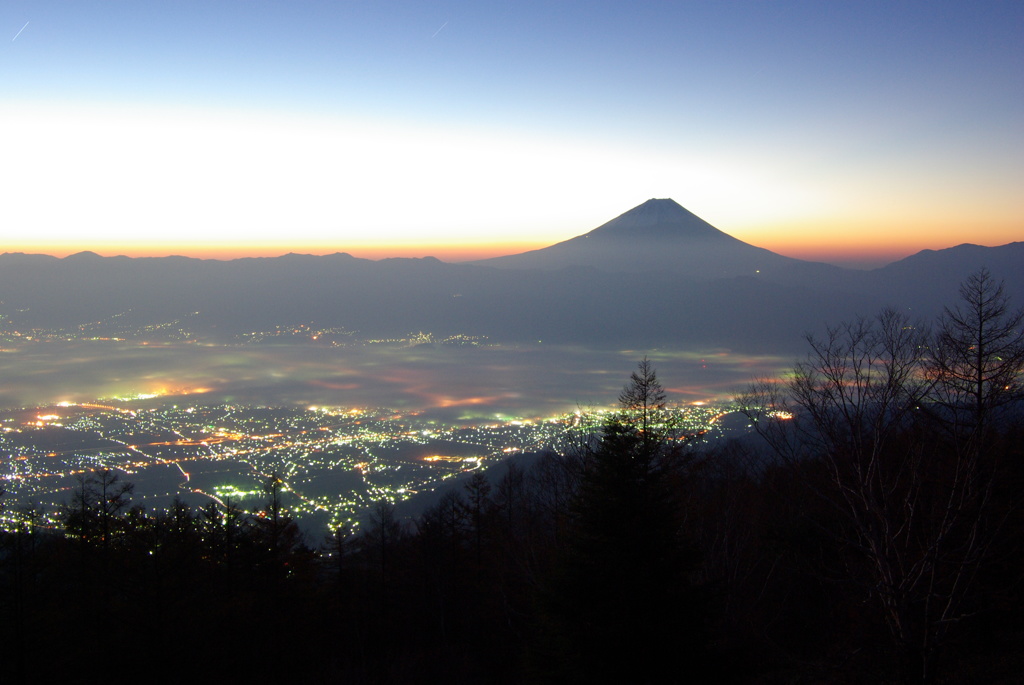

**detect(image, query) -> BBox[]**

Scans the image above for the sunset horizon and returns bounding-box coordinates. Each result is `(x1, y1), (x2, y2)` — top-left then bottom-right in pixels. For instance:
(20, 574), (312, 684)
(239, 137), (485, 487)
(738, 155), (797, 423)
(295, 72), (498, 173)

(4, 2), (1020, 271)
(5, 201), (1016, 271)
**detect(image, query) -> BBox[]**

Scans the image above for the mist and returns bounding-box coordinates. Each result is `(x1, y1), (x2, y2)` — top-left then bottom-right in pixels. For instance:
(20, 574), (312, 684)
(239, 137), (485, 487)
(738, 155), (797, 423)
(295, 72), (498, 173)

(0, 342), (790, 417)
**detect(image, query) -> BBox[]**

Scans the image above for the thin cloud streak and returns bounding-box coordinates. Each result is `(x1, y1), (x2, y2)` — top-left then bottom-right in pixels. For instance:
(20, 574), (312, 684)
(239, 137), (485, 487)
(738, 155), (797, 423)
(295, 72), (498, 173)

(12, 21), (29, 41)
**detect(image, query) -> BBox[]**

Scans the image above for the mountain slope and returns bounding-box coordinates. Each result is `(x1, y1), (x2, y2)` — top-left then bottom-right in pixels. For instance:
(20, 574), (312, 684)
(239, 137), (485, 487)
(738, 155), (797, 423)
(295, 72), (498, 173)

(857, 242), (1024, 311)
(0, 205), (1019, 356)
(472, 198), (832, 280)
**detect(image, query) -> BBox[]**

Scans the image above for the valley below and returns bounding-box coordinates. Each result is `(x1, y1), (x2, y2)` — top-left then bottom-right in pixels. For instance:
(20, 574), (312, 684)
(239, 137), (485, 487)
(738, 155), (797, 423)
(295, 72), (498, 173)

(0, 338), (775, 532)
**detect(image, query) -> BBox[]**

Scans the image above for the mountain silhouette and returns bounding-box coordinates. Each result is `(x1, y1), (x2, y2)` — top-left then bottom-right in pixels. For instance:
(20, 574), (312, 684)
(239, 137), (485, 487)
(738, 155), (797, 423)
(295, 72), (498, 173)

(0, 202), (1020, 355)
(472, 198), (827, 279)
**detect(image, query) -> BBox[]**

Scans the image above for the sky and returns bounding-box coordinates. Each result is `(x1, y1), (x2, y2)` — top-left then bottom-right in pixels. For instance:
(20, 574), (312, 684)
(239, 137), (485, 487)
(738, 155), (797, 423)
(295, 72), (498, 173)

(2, 1), (1021, 268)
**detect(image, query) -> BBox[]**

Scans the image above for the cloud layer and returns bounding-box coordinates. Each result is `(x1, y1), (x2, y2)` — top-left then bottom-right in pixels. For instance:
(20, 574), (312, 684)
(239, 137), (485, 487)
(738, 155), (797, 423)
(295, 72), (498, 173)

(0, 343), (791, 418)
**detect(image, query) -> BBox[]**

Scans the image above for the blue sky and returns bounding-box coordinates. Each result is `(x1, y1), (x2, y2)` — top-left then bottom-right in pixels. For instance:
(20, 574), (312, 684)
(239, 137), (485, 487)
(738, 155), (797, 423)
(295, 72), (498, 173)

(2, 1), (1021, 266)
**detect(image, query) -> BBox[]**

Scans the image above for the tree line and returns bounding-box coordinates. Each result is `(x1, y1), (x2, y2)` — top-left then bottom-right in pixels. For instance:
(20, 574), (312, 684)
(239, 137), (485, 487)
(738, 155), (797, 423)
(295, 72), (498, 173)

(0, 269), (1021, 683)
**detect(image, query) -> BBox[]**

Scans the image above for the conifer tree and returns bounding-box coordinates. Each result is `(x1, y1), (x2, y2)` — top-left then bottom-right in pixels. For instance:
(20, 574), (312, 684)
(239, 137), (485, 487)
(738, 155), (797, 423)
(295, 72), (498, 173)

(549, 360), (706, 683)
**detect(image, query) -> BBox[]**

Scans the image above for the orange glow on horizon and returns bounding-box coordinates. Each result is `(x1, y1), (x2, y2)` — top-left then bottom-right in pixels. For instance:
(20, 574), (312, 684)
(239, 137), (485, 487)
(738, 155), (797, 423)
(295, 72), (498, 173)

(6, 211), (1018, 268)
(4, 241), (548, 263)
(734, 214), (1023, 268)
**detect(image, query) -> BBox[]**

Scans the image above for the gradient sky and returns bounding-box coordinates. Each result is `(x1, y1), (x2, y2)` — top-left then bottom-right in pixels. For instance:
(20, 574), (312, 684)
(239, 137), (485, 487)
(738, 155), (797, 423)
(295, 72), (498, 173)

(2, 1), (1021, 268)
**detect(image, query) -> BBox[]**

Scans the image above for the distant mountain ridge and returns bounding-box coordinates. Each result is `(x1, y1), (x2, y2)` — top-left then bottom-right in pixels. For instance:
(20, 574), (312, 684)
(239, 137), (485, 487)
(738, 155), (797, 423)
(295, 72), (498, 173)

(1, 201), (1020, 354)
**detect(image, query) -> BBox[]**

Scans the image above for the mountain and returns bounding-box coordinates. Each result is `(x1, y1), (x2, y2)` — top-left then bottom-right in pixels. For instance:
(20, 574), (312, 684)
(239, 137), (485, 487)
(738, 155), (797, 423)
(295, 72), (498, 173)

(871, 242), (1024, 292)
(472, 198), (838, 281)
(0, 202), (1019, 356)
(852, 241), (1024, 314)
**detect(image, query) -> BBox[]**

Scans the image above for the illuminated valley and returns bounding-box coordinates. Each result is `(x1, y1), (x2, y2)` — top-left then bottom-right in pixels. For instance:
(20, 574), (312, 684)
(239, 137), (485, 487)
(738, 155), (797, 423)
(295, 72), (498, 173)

(0, 400), (741, 534)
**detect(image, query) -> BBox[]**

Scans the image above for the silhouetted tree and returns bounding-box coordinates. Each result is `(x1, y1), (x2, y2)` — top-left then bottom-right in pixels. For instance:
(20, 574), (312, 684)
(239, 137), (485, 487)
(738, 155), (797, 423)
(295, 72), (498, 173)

(618, 356), (669, 455)
(744, 292), (1023, 683)
(463, 470), (492, 566)
(494, 459), (526, 534)
(528, 450), (578, 555)
(929, 267), (1024, 453)
(363, 500), (405, 606)
(324, 521), (355, 583)
(62, 468), (134, 549)
(547, 360), (708, 683)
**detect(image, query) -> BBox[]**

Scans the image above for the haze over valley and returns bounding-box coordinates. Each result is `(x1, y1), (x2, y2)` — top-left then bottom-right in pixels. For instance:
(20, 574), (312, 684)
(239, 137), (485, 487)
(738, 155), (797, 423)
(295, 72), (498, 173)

(1, 198), (1020, 414)
(7, 197), (1017, 530)
(2, 198), (1019, 526)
